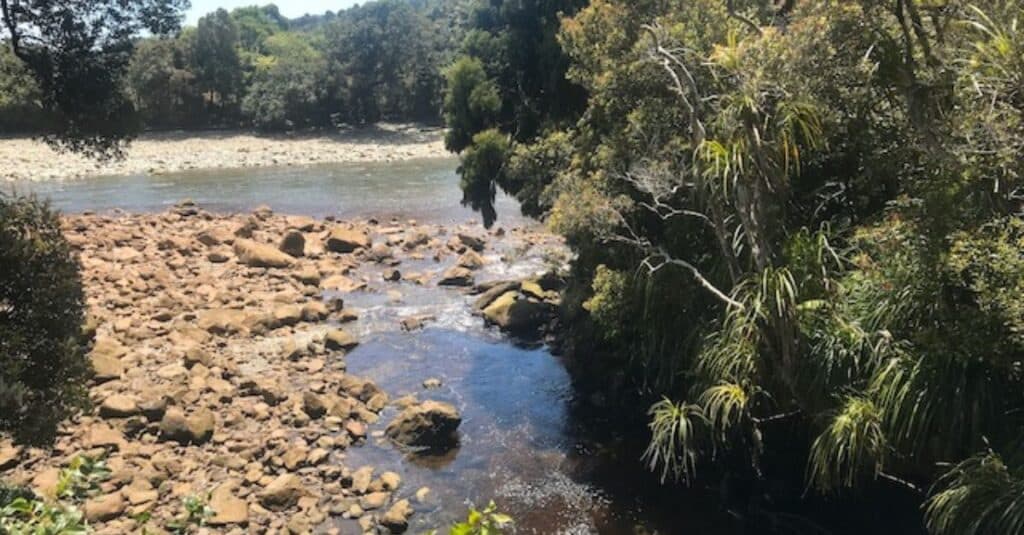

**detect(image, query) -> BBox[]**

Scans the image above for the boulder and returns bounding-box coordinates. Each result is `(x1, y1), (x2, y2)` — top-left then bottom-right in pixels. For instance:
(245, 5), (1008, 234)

(279, 230), (306, 258)
(197, 227), (233, 247)
(326, 227), (371, 253)
(198, 309), (250, 335)
(83, 492), (126, 522)
(325, 329), (359, 351)
(208, 483), (249, 526)
(90, 336), (126, 382)
(99, 394), (139, 418)
(385, 400), (461, 448)
(456, 233), (485, 252)
(270, 305), (303, 329)
(258, 473), (305, 511)
(293, 266), (321, 286)
(437, 266), (474, 287)
(482, 291), (551, 335)
(472, 281), (520, 311)
(234, 239), (294, 268)
(159, 407), (215, 445)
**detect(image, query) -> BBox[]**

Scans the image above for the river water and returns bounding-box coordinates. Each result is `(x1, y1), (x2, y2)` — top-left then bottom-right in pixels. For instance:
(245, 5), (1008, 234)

(6, 159), (737, 534)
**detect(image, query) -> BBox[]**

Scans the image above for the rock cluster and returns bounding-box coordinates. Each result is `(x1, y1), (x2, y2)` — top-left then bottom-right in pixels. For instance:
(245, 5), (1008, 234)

(0, 200), (569, 534)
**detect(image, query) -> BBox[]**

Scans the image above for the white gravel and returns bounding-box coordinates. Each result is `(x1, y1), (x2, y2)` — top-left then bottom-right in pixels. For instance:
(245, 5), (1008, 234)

(0, 123), (449, 182)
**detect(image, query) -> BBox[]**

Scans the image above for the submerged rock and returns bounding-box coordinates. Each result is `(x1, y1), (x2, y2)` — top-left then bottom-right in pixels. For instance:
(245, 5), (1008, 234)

(385, 400), (461, 448)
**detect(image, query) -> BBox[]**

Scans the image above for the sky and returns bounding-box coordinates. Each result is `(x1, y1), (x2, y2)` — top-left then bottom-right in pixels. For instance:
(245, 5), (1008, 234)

(185, 1), (362, 25)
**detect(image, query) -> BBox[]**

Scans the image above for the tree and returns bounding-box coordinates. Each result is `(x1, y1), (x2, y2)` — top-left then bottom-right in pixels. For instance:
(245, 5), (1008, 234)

(0, 193), (88, 445)
(231, 4), (288, 53)
(443, 0), (589, 225)
(242, 32), (328, 130)
(445, 0), (1024, 532)
(193, 8), (242, 121)
(0, 0), (189, 156)
(126, 37), (203, 128)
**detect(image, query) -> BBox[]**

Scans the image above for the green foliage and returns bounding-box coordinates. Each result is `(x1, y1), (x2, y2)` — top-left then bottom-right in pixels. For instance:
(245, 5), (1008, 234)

(241, 33), (328, 130)
(0, 495), (88, 535)
(443, 0), (1024, 532)
(166, 494), (212, 534)
(444, 0), (588, 222)
(55, 456), (111, 503)
(193, 8), (243, 116)
(0, 193), (88, 446)
(459, 128), (509, 227)
(432, 501), (514, 535)
(582, 265), (631, 340)
(443, 56), (500, 152)
(0, 0), (188, 156)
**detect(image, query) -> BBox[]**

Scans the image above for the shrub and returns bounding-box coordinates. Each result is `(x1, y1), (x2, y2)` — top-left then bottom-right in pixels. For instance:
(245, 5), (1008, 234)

(0, 193), (88, 445)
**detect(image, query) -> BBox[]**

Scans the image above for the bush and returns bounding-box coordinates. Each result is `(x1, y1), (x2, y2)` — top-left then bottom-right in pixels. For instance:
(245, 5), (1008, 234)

(459, 129), (510, 228)
(0, 193), (88, 445)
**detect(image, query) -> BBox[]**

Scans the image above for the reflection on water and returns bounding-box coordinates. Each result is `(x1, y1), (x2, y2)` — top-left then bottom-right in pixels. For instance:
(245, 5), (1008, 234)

(342, 327), (733, 534)
(5, 158), (526, 225)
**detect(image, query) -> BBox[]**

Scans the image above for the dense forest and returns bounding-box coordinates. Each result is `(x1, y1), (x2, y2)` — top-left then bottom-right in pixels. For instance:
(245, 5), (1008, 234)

(3, 0), (1024, 533)
(445, 0), (1024, 533)
(0, 1), (467, 134)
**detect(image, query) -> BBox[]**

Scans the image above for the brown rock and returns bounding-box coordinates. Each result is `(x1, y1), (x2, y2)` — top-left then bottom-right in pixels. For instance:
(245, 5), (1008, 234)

(208, 483), (249, 526)
(258, 473), (305, 511)
(381, 499), (413, 533)
(234, 238), (294, 268)
(325, 227), (371, 253)
(99, 394), (140, 418)
(325, 329), (358, 351)
(456, 250), (485, 270)
(279, 230), (306, 258)
(159, 407), (215, 444)
(83, 492), (126, 522)
(385, 401), (461, 448)
(438, 266), (474, 287)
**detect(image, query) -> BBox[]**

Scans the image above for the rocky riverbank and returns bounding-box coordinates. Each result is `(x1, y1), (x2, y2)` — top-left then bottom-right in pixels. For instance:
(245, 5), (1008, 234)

(0, 125), (448, 182)
(0, 203), (566, 534)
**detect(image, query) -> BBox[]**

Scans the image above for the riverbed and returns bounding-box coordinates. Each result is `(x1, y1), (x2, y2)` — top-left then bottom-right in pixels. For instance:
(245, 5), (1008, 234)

(3, 160), (737, 534)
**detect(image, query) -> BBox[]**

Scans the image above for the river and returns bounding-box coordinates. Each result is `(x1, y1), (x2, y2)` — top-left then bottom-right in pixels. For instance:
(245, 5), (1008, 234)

(6, 159), (738, 534)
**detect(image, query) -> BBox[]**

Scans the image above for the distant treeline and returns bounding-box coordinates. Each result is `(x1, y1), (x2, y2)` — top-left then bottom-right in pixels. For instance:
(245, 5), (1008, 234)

(0, 1), (468, 133)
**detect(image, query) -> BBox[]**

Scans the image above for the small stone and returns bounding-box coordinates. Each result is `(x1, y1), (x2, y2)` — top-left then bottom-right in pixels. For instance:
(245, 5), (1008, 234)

(359, 491), (388, 511)
(422, 378), (442, 389)
(380, 472), (401, 491)
(381, 499), (413, 533)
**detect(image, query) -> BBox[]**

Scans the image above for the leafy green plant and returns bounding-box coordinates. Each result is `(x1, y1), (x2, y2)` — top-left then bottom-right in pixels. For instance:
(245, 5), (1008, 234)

(432, 501), (513, 535)
(56, 455), (111, 502)
(0, 495), (88, 534)
(166, 494), (212, 534)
